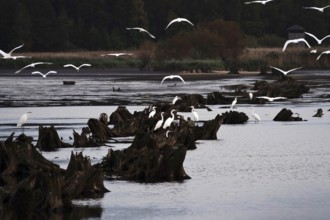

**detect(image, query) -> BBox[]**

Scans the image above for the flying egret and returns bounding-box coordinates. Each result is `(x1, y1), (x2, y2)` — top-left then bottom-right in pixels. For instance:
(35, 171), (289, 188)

(230, 97), (237, 109)
(256, 96), (287, 102)
(15, 62), (53, 74)
(282, 38), (311, 52)
(126, 27), (156, 39)
(190, 106), (199, 121)
(101, 52), (133, 57)
(172, 96), (182, 105)
(303, 5), (330, 13)
(269, 66), (302, 77)
(64, 63), (91, 71)
(165, 17), (194, 30)
(304, 32), (330, 45)
(0, 44), (24, 59)
(32, 71), (57, 78)
(148, 106), (157, 118)
(244, 0), (274, 5)
(163, 109), (176, 129)
(250, 107), (261, 124)
(154, 112), (165, 131)
(317, 50), (330, 60)
(17, 111), (32, 133)
(160, 75), (185, 85)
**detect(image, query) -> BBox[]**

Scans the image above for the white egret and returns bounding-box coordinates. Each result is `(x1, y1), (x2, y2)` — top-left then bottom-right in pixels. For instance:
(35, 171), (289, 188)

(282, 38), (311, 52)
(249, 92), (253, 100)
(244, 0), (274, 5)
(172, 96), (181, 105)
(303, 5), (330, 13)
(154, 112), (165, 131)
(190, 106), (199, 121)
(15, 62), (53, 74)
(165, 130), (174, 138)
(230, 97), (237, 109)
(304, 32), (330, 45)
(64, 63), (91, 71)
(148, 106), (157, 118)
(160, 75), (185, 85)
(163, 109), (176, 129)
(269, 66), (302, 77)
(0, 44), (24, 59)
(256, 96), (287, 102)
(101, 52), (133, 57)
(165, 18), (194, 30)
(32, 71), (57, 78)
(17, 111), (32, 132)
(126, 27), (156, 39)
(250, 107), (261, 123)
(317, 50), (330, 60)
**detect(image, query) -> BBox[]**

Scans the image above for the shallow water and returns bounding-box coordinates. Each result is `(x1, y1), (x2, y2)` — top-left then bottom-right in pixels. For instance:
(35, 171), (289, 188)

(1, 70), (330, 219)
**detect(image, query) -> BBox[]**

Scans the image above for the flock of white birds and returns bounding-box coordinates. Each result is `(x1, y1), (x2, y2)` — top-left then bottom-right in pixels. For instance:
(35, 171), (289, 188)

(1, 1), (329, 129)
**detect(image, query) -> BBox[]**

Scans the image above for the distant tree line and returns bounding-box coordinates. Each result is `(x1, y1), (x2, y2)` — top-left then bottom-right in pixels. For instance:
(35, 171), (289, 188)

(0, 0), (329, 52)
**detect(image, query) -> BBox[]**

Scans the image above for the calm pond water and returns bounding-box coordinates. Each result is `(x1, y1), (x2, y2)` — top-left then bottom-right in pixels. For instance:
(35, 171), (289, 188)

(1, 70), (330, 219)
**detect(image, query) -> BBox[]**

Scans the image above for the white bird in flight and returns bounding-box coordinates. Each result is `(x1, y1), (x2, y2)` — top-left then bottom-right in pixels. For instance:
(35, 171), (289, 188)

(317, 50), (330, 61)
(101, 52), (133, 57)
(244, 0), (274, 5)
(165, 17), (194, 30)
(32, 70), (57, 78)
(303, 5), (330, 13)
(256, 96), (287, 102)
(126, 27), (156, 39)
(160, 75), (185, 85)
(17, 111), (32, 132)
(304, 32), (330, 45)
(15, 62), (53, 74)
(0, 44), (26, 59)
(282, 38), (311, 52)
(64, 63), (91, 71)
(269, 66), (302, 76)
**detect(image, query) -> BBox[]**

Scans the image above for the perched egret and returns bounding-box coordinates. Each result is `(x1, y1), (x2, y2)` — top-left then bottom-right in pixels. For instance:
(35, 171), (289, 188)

(17, 112), (32, 132)
(163, 109), (176, 129)
(172, 96), (181, 105)
(32, 71), (57, 78)
(148, 106), (157, 118)
(256, 96), (287, 102)
(190, 106), (199, 121)
(126, 27), (156, 39)
(230, 97), (237, 109)
(249, 92), (253, 100)
(64, 63), (91, 71)
(160, 75), (185, 85)
(165, 17), (194, 30)
(15, 62), (53, 74)
(282, 38), (311, 52)
(154, 112), (165, 131)
(250, 107), (261, 124)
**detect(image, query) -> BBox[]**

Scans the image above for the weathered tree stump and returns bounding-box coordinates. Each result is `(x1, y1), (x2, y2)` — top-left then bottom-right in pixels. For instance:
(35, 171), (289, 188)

(36, 125), (72, 151)
(313, 108), (323, 117)
(221, 111), (249, 124)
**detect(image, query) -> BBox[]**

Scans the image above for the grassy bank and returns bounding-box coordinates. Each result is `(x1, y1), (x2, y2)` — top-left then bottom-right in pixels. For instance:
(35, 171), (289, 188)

(1, 48), (329, 72)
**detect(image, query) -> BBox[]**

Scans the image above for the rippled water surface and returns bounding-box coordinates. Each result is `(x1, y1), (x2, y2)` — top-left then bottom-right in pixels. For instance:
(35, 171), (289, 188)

(1, 70), (330, 219)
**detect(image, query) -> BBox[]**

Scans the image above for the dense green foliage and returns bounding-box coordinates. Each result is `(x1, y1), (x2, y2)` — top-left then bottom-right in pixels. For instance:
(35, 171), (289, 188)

(0, 0), (329, 52)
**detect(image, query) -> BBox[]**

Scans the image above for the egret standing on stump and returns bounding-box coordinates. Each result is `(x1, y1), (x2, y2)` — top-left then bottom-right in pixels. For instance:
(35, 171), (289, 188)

(17, 112), (32, 133)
